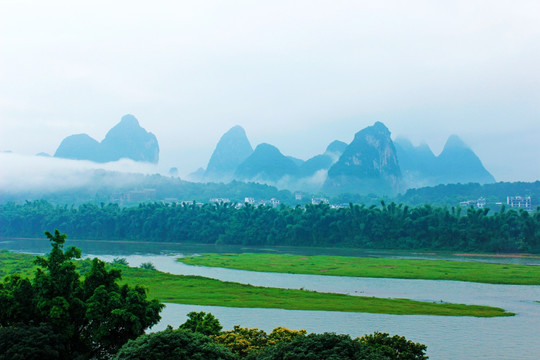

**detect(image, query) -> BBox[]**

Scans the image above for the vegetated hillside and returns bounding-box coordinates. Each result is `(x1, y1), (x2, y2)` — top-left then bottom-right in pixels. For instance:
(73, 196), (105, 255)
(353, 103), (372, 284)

(54, 114), (159, 163)
(298, 140), (347, 178)
(235, 143), (299, 182)
(54, 134), (102, 162)
(398, 181), (540, 206)
(204, 125), (254, 182)
(394, 136), (495, 189)
(2, 200), (538, 253)
(435, 135), (495, 184)
(324, 122), (402, 195)
(199, 122), (495, 195)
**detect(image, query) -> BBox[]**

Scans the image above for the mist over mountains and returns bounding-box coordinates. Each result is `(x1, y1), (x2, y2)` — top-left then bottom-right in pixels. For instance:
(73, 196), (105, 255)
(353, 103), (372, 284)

(37, 115), (496, 196)
(193, 122), (495, 195)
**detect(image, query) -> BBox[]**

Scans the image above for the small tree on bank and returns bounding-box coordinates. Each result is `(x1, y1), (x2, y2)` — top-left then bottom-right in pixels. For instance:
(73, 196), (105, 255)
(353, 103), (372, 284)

(179, 311), (222, 336)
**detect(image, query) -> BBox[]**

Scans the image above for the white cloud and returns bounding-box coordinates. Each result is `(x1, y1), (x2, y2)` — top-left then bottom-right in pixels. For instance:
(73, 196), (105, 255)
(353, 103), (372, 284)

(0, 153), (158, 192)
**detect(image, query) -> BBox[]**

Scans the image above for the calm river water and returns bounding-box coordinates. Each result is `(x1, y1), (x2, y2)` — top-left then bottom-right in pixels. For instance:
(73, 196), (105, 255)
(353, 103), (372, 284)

(2, 238), (539, 360)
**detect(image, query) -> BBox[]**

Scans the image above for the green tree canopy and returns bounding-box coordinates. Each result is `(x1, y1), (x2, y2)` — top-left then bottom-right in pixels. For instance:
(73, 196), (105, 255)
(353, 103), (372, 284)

(248, 332), (384, 360)
(2, 199), (538, 253)
(0, 230), (164, 359)
(213, 325), (269, 358)
(213, 325), (308, 358)
(115, 327), (235, 360)
(179, 311), (222, 336)
(0, 323), (67, 360)
(358, 332), (427, 360)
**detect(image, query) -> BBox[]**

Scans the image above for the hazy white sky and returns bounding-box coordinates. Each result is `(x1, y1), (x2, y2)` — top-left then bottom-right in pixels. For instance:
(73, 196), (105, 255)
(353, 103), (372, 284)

(1, 0), (539, 181)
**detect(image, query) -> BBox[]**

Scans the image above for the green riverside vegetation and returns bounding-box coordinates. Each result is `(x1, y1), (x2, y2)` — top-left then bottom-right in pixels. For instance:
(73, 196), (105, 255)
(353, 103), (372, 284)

(2, 199), (539, 253)
(178, 253), (540, 285)
(0, 250), (512, 317)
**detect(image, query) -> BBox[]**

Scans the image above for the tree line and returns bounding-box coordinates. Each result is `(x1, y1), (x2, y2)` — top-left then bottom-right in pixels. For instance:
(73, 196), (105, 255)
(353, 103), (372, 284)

(1, 200), (539, 253)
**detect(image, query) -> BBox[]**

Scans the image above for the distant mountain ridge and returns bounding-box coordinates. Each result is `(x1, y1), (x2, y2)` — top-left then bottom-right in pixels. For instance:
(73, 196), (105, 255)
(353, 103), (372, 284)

(204, 125), (253, 182)
(52, 115), (495, 194)
(395, 135), (495, 187)
(196, 122), (495, 195)
(54, 115), (159, 163)
(436, 135), (495, 184)
(298, 140), (348, 178)
(324, 122), (402, 195)
(235, 143), (299, 182)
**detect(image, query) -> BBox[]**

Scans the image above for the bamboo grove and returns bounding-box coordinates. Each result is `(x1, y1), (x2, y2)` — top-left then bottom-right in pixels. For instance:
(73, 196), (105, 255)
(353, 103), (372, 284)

(1, 200), (539, 253)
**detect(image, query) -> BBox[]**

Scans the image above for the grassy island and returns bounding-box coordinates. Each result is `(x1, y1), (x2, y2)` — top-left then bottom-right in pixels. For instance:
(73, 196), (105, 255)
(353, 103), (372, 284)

(0, 250), (513, 317)
(178, 253), (540, 285)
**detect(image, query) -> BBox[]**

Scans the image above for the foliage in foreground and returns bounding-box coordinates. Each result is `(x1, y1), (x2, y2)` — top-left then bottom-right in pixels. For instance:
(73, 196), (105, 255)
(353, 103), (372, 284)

(213, 325), (307, 358)
(115, 313), (428, 360)
(0, 230), (163, 359)
(0, 323), (66, 360)
(115, 327), (236, 360)
(248, 332), (381, 360)
(249, 332), (428, 360)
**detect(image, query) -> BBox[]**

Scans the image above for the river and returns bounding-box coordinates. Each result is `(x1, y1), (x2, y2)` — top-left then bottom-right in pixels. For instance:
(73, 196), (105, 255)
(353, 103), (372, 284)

(1, 238), (539, 360)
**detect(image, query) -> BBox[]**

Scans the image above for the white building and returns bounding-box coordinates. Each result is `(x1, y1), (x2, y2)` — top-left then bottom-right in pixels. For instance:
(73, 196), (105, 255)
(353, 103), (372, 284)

(209, 198), (230, 204)
(270, 198), (280, 208)
(507, 196), (532, 210)
(459, 197), (486, 209)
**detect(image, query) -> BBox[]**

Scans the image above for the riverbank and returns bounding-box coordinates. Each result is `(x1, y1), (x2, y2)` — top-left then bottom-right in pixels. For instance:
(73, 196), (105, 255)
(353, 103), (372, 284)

(178, 253), (540, 285)
(0, 250), (512, 317)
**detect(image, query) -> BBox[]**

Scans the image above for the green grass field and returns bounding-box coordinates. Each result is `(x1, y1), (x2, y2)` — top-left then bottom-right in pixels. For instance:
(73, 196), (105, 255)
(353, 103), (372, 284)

(178, 253), (540, 285)
(0, 250), (513, 317)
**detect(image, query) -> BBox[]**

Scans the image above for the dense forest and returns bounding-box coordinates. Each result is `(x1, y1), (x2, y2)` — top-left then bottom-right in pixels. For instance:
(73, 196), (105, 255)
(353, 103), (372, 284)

(1, 200), (538, 253)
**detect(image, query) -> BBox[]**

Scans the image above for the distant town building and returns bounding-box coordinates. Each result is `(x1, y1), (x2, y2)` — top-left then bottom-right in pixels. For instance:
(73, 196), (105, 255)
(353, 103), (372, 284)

(244, 197), (255, 205)
(459, 197), (486, 209)
(295, 193), (304, 201)
(330, 203), (349, 209)
(178, 200), (202, 206)
(209, 198), (230, 204)
(312, 197), (329, 205)
(126, 189), (157, 202)
(507, 196), (532, 210)
(270, 198), (280, 208)
(476, 197), (487, 209)
(162, 198), (179, 204)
